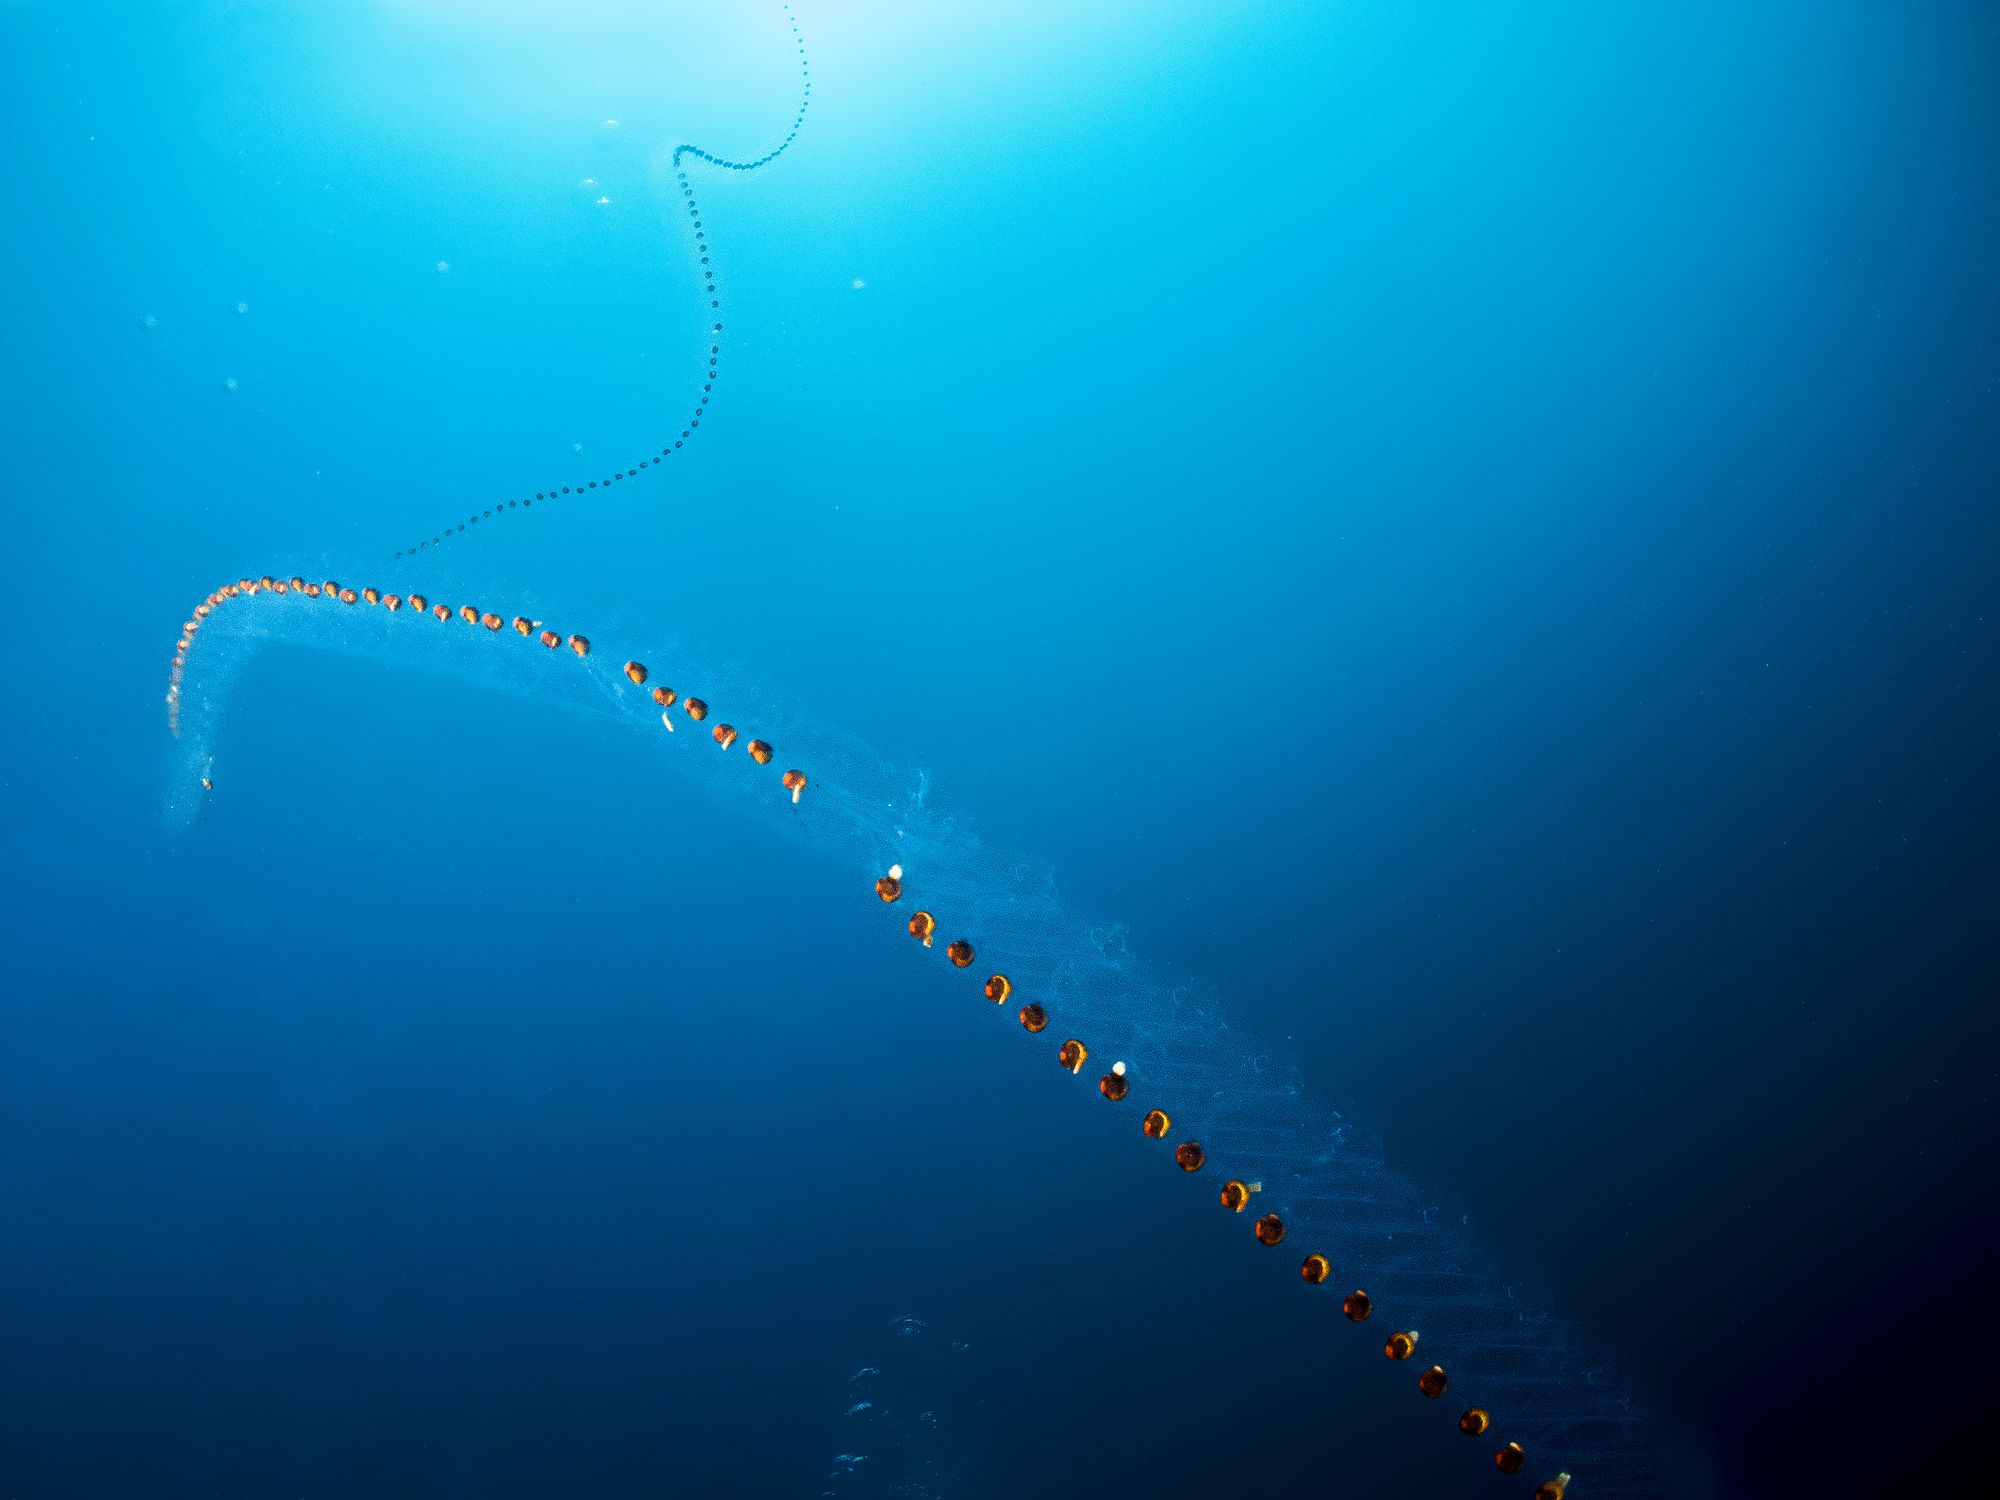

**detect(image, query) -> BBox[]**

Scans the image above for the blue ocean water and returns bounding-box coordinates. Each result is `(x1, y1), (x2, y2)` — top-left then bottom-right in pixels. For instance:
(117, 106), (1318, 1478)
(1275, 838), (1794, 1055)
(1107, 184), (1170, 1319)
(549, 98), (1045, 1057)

(3, 2), (1996, 1496)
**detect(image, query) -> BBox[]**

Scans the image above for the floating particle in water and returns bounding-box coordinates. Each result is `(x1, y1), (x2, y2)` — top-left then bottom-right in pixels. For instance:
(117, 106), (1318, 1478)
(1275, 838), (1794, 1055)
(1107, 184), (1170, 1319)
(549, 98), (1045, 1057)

(948, 1341), (970, 1353)
(436, 260), (450, 273)
(579, 176), (597, 191)
(601, 118), (620, 133)
(220, 376), (238, 394)
(234, 301), (249, 316)
(572, 442), (584, 455)
(139, 313), (156, 331)
(887, 1315), (924, 1337)
(594, 195), (612, 206)
(848, 1367), (879, 1384)
(843, 1401), (871, 1417)
(851, 277), (866, 291)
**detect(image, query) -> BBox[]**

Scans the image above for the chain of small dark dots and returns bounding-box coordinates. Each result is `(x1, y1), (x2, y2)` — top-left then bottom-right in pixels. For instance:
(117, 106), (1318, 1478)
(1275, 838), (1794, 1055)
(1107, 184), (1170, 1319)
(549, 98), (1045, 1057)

(393, 5), (810, 559)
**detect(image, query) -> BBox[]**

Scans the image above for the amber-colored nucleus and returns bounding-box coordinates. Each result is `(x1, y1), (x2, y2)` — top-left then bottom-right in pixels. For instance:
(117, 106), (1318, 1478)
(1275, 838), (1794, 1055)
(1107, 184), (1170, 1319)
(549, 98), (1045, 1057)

(1058, 1039), (1088, 1073)
(1300, 1254), (1330, 1284)
(1495, 1443), (1525, 1476)
(684, 698), (709, 721)
(339, 589), (358, 604)
(909, 911), (937, 946)
(945, 940), (974, 968)
(460, 605), (478, 623)
(747, 739), (773, 765)
(782, 770), (807, 803)
(1098, 1072), (1129, 1101)
(1417, 1365), (1448, 1399)
(1142, 1109), (1171, 1139)
(1020, 1004), (1049, 1033)
(514, 617), (532, 636)
(1533, 1473), (1570, 1500)
(1385, 1331), (1418, 1361)
(624, 661), (648, 685)
(435, 604), (451, 620)
(1459, 1407), (1490, 1437)
(1252, 1211), (1284, 1243)
(568, 635), (590, 656)
(713, 724), (739, 750)
(653, 686), (676, 707)
(1343, 1290), (1373, 1322)
(983, 973), (1009, 1001)
(408, 594), (426, 612)
(481, 613), (503, 631)
(1220, 1180), (1252, 1213)
(1175, 1141), (1207, 1173)
(876, 874), (903, 903)
(363, 588), (380, 605)
(382, 594), (401, 611)
(541, 629), (560, 647)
